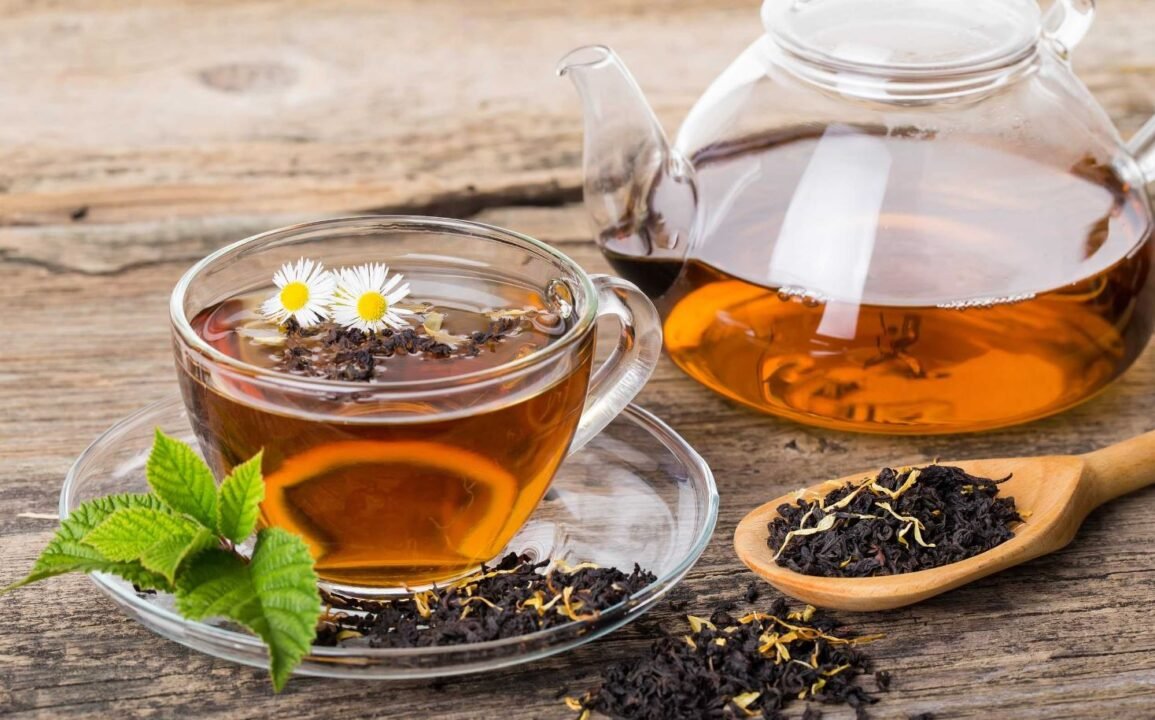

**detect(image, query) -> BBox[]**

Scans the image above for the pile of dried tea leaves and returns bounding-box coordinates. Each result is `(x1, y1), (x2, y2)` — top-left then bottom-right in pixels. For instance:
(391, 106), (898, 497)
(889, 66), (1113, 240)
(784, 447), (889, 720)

(768, 464), (1023, 577)
(315, 553), (655, 647)
(567, 596), (886, 720)
(277, 310), (544, 382)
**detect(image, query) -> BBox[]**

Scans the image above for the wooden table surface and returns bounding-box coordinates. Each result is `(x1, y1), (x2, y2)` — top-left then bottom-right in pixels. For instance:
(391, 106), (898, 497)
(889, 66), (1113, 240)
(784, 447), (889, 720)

(2, 1), (1154, 718)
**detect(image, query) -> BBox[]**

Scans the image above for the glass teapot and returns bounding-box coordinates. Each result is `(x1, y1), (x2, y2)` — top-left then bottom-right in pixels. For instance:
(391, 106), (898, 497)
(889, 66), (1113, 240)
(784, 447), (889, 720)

(559, 0), (1155, 434)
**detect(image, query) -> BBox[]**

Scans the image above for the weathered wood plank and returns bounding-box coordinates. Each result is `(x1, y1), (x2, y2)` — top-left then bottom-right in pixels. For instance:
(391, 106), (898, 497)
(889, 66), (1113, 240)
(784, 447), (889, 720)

(1, 0), (1154, 226)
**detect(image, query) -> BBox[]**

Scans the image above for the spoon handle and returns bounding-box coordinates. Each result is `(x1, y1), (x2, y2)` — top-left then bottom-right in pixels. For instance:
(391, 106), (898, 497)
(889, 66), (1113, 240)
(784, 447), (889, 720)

(1081, 428), (1155, 507)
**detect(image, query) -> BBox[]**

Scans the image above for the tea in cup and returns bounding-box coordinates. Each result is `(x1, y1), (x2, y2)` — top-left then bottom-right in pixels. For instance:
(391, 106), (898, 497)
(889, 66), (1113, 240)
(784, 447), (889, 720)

(170, 216), (661, 594)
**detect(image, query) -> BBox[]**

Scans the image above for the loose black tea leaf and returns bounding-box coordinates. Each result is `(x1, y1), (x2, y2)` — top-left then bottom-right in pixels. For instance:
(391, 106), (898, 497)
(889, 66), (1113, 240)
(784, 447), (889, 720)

(768, 464), (1023, 577)
(278, 314), (535, 381)
(874, 669), (891, 691)
(744, 581), (761, 604)
(569, 597), (884, 720)
(315, 553), (655, 647)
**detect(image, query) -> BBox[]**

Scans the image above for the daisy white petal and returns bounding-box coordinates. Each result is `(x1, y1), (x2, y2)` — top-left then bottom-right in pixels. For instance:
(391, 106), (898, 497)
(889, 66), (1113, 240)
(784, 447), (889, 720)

(382, 272), (404, 295)
(386, 283), (411, 304)
(261, 257), (336, 327)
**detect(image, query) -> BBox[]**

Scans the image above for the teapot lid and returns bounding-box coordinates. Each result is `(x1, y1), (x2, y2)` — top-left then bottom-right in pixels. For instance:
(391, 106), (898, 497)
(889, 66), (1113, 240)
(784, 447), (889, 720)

(762, 0), (1043, 74)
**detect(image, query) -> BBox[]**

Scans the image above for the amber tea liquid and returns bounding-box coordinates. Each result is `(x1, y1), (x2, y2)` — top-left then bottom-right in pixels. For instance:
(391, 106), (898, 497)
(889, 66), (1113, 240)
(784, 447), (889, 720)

(617, 131), (1155, 433)
(182, 274), (591, 587)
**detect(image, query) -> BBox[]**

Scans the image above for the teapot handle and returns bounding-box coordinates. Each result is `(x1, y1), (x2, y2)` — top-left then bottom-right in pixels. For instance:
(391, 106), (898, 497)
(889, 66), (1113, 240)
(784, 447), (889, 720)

(1044, 0), (1095, 58)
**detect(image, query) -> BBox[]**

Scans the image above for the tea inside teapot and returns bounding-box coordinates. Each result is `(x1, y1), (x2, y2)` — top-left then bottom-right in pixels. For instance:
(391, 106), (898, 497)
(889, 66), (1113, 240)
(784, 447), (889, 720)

(654, 126), (1152, 433)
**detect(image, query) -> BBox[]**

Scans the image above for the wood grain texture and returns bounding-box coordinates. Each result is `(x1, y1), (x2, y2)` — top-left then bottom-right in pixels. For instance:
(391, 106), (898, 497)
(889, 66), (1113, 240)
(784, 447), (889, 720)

(1, 0), (1154, 718)
(2, 0), (1154, 228)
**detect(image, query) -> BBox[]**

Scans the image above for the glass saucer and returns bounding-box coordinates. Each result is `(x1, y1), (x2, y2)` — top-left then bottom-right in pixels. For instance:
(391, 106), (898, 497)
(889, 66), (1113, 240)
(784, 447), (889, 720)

(60, 395), (718, 680)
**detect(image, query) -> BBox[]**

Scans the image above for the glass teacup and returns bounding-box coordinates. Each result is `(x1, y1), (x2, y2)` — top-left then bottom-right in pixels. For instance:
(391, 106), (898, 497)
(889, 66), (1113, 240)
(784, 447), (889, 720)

(169, 216), (661, 595)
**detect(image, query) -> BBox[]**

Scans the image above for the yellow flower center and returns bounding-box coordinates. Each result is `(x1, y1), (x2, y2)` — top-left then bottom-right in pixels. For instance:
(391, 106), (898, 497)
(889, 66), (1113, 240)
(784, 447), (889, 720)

(279, 281), (310, 312)
(356, 291), (388, 322)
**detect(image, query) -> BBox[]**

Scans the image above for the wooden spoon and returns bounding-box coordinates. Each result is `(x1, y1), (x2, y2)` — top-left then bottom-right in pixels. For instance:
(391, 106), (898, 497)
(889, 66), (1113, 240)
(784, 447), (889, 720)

(734, 430), (1155, 611)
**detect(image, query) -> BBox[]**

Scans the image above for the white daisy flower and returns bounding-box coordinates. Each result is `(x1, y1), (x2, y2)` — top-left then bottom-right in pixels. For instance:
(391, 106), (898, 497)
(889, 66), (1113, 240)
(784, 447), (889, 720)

(260, 258), (336, 328)
(331, 263), (415, 331)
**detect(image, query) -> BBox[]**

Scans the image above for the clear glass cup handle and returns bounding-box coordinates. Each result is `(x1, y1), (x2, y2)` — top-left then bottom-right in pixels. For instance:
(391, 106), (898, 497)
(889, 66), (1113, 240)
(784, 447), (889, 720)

(569, 274), (663, 453)
(1045, 0), (1095, 58)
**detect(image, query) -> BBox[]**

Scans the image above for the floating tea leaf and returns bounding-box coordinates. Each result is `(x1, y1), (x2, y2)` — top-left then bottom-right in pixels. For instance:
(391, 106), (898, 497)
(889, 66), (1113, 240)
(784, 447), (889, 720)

(274, 308), (542, 382)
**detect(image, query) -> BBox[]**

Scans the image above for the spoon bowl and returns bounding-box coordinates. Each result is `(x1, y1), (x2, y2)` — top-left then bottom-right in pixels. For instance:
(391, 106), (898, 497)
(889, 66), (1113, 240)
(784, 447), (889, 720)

(734, 431), (1155, 611)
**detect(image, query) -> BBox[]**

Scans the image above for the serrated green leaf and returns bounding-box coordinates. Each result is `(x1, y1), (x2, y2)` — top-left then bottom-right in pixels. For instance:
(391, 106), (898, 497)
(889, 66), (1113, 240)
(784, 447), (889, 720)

(147, 429), (217, 528)
(140, 526), (218, 582)
(2, 493), (169, 593)
(175, 528), (319, 691)
(174, 549), (255, 619)
(83, 507), (212, 584)
(108, 561), (176, 593)
(5, 441), (318, 692)
(216, 451), (265, 543)
(248, 527), (319, 690)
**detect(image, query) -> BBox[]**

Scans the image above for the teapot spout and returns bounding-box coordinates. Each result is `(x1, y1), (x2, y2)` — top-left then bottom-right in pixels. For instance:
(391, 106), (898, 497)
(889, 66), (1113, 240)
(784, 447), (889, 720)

(558, 46), (696, 299)
(1128, 116), (1155, 190)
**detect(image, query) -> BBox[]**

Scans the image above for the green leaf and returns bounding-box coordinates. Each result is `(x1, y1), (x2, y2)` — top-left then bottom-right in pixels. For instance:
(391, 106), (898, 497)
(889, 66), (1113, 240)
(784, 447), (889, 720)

(4, 439), (318, 692)
(2, 494), (171, 593)
(216, 451), (265, 543)
(176, 528), (319, 691)
(247, 527), (319, 690)
(173, 549), (254, 619)
(83, 507), (215, 584)
(147, 429), (217, 528)
(111, 561), (176, 593)
(139, 526), (217, 582)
